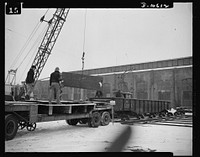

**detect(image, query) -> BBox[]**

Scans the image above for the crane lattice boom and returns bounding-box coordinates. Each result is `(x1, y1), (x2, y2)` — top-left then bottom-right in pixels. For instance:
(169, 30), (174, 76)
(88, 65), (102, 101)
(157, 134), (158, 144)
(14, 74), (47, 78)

(32, 8), (69, 86)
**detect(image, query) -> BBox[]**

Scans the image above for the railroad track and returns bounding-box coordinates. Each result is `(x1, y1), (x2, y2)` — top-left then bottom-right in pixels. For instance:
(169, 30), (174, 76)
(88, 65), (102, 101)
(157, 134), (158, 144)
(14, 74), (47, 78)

(117, 114), (192, 127)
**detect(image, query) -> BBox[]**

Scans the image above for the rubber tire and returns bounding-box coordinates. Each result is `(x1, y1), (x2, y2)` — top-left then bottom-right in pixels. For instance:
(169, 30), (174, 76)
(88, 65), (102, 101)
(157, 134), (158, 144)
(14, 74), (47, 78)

(101, 111), (111, 126)
(88, 112), (101, 128)
(66, 119), (79, 125)
(5, 114), (18, 141)
(26, 123), (37, 131)
(18, 121), (27, 130)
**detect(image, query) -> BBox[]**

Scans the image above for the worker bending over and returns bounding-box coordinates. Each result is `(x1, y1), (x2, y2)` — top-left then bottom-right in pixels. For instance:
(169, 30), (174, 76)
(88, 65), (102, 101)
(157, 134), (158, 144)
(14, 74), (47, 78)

(49, 67), (62, 104)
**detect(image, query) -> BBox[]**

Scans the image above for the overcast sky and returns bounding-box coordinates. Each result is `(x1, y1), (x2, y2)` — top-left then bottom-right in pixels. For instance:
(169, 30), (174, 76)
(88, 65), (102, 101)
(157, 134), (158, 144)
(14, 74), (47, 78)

(5, 3), (192, 84)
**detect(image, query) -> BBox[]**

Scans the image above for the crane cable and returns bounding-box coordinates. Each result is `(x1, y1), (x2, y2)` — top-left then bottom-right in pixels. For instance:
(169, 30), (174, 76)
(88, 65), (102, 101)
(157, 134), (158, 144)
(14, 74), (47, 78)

(9, 9), (50, 84)
(9, 22), (41, 70)
(17, 24), (48, 70)
(83, 9), (87, 54)
(5, 20), (41, 85)
(82, 9), (87, 71)
(18, 24), (49, 82)
(9, 9), (49, 71)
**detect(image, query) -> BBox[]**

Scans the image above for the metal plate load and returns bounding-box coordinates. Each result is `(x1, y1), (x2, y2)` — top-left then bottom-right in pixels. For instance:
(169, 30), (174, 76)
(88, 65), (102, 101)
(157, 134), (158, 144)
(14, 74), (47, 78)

(61, 72), (103, 90)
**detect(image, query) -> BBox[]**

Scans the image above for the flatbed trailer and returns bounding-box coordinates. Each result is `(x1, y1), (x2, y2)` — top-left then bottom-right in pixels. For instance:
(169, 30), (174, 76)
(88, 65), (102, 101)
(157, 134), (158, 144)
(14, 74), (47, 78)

(5, 100), (113, 140)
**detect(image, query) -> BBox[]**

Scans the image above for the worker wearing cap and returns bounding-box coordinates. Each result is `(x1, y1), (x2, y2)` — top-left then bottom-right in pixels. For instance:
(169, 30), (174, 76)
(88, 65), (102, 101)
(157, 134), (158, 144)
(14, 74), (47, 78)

(25, 65), (36, 100)
(49, 67), (62, 104)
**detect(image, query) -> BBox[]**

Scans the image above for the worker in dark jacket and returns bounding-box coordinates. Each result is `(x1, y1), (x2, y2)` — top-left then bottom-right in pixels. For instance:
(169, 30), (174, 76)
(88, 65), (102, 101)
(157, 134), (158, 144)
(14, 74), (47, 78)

(49, 67), (62, 104)
(25, 65), (36, 100)
(95, 90), (103, 98)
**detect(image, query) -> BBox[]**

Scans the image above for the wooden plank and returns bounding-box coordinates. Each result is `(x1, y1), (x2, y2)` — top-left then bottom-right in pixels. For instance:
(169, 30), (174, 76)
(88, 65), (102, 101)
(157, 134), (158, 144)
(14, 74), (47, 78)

(5, 101), (37, 105)
(49, 106), (53, 115)
(29, 105), (38, 123)
(5, 105), (31, 112)
(94, 106), (112, 110)
(37, 100), (81, 104)
(37, 113), (90, 123)
(37, 103), (96, 107)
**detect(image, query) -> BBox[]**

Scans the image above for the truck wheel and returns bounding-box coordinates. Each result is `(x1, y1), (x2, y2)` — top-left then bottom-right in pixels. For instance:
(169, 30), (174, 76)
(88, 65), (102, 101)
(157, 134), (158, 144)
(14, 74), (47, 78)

(101, 111), (111, 126)
(88, 112), (101, 128)
(26, 122), (37, 131)
(18, 121), (27, 130)
(66, 119), (79, 125)
(5, 114), (18, 141)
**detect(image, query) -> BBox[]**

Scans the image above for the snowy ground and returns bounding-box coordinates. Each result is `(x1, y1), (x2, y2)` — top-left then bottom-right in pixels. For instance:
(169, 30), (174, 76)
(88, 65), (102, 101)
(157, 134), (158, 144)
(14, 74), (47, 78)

(5, 120), (192, 155)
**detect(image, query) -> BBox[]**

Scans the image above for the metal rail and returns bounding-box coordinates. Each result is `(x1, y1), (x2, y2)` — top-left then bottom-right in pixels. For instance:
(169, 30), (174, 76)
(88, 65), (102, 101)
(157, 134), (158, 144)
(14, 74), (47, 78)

(119, 114), (192, 127)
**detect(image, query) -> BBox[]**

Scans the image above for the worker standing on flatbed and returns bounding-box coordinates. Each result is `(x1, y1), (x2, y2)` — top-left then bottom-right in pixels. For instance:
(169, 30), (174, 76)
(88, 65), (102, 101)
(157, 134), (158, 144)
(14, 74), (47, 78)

(49, 67), (62, 104)
(25, 65), (36, 100)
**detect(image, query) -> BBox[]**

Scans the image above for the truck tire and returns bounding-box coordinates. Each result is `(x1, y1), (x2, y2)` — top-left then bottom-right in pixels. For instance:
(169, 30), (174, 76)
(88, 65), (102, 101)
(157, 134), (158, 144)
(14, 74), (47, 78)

(26, 122), (37, 131)
(5, 114), (18, 141)
(88, 112), (101, 128)
(66, 119), (79, 125)
(101, 111), (111, 126)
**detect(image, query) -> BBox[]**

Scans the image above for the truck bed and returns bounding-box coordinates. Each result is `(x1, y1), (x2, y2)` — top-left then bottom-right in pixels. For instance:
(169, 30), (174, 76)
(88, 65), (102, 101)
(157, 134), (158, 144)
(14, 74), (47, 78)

(5, 100), (97, 123)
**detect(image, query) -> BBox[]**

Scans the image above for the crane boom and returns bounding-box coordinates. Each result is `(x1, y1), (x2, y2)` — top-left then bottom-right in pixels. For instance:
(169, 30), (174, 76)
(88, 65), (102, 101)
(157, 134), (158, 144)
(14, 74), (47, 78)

(32, 8), (69, 86)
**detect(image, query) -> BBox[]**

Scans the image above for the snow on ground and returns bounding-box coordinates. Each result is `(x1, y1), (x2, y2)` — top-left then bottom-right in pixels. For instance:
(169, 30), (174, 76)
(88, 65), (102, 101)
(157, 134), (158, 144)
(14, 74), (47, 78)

(5, 120), (192, 155)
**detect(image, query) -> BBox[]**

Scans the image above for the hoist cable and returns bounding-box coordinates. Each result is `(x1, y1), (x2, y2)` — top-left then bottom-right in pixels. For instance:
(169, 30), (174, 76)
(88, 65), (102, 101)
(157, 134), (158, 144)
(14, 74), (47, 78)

(82, 9), (87, 52)
(9, 9), (49, 70)
(44, 8), (49, 16)
(17, 24), (49, 82)
(82, 9), (87, 71)
(16, 24), (48, 70)
(18, 9), (50, 79)
(6, 21), (41, 85)
(9, 21), (41, 69)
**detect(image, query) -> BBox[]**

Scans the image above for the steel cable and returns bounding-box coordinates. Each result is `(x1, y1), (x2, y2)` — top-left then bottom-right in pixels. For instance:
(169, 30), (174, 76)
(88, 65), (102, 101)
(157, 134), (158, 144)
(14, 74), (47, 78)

(81, 9), (87, 72)
(9, 9), (50, 70)
(82, 9), (87, 54)
(9, 21), (41, 70)
(17, 24), (49, 82)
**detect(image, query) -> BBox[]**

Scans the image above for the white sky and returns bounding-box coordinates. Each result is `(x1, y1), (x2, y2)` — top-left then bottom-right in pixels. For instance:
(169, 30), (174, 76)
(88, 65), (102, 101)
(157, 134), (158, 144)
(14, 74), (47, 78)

(5, 3), (192, 84)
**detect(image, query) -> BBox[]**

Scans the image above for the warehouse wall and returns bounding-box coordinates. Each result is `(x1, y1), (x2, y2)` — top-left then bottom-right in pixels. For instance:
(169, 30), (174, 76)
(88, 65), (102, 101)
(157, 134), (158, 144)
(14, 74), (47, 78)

(99, 67), (192, 108)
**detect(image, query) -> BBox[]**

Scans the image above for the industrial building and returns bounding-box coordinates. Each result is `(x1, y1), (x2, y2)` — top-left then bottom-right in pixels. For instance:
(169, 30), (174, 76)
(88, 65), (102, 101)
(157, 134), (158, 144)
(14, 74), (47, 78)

(34, 56), (192, 109)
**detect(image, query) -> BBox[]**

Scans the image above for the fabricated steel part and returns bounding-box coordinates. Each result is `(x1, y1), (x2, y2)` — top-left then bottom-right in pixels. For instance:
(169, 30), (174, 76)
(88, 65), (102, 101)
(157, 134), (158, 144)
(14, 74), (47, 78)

(61, 72), (103, 90)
